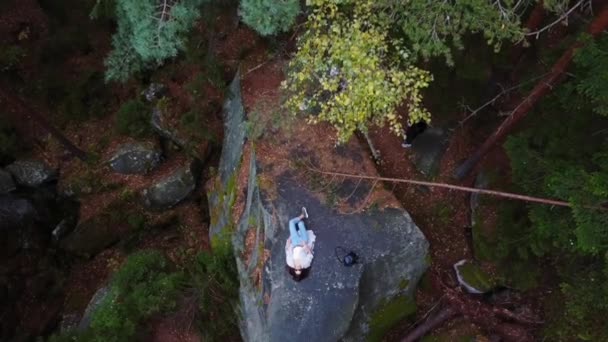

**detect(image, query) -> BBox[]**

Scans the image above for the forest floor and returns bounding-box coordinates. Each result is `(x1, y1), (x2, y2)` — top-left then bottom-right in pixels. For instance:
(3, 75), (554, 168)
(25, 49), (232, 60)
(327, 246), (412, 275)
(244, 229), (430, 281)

(367, 91), (548, 341)
(2, 0), (561, 340)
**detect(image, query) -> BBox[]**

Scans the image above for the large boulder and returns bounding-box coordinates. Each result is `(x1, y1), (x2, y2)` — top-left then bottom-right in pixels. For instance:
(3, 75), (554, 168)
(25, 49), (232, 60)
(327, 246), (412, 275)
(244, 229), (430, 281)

(141, 161), (199, 210)
(151, 107), (187, 148)
(6, 160), (57, 187)
(232, 169), (429, 342)
(60, 201), (133, 257)
(0, 169), (16, 193)
(108, 143), (162, 175)
(0, 195), (38, 256)
(208, 71), (429, 342)
(60, 216), (123, 257)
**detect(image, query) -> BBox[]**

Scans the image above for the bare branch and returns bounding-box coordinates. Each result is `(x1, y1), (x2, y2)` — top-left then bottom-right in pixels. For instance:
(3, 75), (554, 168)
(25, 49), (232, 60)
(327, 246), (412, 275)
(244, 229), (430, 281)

(459, 72), (551, 125)
(526, 0), (585, 38)
(307, 166), (608, 211)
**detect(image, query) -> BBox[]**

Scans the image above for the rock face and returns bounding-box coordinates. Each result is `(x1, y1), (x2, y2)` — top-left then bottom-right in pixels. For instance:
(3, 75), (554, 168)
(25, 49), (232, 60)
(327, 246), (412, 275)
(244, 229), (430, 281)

(0, 169), (16, 193)
(108, 143), (162, 175)
(234, 167), (428, 342)
(209, 71), (430, 342)
(410, 127), (449, 176)
(141, 161), (198, 210)
(209, 70), (246, 238)
(6, 160), (57, 187)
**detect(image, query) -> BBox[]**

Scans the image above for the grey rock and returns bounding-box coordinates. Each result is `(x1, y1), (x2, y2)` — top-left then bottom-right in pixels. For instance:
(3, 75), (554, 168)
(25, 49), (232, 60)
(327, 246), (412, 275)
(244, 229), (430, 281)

(52, 218), (76, 241)
(6, 160), (57, 187)
(60, 212), (125, 257)
(0, 169), (16, 193)
(234, 172), (429, 342)
(410, 127), (449, 176)
(141, 161), (198, 210)
(209, 70), (246, 239)
(453, 259), (494, 294)
(108, 143), (162, 175)
(208, 70), (429, 341)
(78, 286), (111, 331)
(151, 107), (187, 148)
(142, 83), (167, 102)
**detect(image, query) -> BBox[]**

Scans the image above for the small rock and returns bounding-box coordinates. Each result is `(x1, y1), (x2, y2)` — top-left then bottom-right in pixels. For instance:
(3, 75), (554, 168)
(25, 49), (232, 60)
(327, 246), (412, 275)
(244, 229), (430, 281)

(141, 161), (199, 210)
(150, 107), (187, 148)
(78, 286), (111, 331)
(52, 218), (76, 241)
(453, 259), (496, 294)
(141, 83), (167, 102)
(6, 160), (57, 187)
(108, 143), (162, 175)
(0, 169), (16, 193)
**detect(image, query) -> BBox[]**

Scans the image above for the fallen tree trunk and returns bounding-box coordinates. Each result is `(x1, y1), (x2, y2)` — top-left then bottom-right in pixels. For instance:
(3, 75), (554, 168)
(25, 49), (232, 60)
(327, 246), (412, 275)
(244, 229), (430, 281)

(401, 306), (459, 342)
(0, 84), (89, 161)
(402, 273), (540, 342)
(454, 5), (608, 180)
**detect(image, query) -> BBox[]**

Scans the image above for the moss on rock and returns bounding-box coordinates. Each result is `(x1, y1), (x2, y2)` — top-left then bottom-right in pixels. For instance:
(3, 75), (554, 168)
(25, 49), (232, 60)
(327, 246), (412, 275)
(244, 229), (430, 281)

(456, 261), (496, 293)
(368, 295), (416, 342)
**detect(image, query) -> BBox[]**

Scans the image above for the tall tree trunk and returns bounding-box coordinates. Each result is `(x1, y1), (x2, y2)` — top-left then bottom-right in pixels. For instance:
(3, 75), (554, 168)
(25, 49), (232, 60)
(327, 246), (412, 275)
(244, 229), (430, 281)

(454, 5), (608, 180)
(0, 85), (89, 161)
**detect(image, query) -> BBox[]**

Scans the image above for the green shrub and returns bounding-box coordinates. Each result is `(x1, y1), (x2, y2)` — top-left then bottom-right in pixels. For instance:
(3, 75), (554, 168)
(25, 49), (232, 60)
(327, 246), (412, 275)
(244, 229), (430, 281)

(187, 240), (239, 340)
(180, 110), (217, 143)
(239, 0), (300, 36)
(0, 45), (26, 71)
(115, 100), (151, 138)
(91, 251), (183, 341)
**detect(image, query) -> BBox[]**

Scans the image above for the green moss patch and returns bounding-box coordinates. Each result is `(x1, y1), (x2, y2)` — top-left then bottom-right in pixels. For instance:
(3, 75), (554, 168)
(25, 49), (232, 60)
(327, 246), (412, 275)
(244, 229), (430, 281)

(456, 262), (496, 293)
(368, 295), (416, 342)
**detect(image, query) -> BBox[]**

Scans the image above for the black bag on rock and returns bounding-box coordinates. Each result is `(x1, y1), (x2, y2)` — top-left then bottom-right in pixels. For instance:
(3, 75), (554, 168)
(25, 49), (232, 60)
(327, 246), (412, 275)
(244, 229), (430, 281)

(335, 246), (359, 267)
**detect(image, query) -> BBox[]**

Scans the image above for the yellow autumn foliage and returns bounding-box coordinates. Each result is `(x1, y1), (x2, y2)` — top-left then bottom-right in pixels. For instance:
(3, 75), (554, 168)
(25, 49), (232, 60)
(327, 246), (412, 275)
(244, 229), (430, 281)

(283, 0), (432, 143)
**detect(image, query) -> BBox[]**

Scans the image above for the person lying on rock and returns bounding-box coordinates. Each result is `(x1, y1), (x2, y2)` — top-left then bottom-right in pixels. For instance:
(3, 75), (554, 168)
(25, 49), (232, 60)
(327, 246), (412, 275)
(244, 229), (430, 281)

(285, 207), (316, 282)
